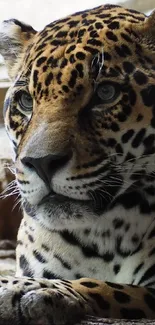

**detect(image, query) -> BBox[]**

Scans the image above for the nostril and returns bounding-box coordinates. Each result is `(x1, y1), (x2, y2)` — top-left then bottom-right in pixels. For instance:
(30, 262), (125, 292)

(21, 157), (35, 170)
(21, 151), (72, 186)
(48, 152), (72, 170)
(21, 156), (50, 186)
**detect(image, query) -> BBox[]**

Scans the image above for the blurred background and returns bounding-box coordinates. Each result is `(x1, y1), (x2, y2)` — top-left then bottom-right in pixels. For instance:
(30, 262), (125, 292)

(0, 0), (154, 30)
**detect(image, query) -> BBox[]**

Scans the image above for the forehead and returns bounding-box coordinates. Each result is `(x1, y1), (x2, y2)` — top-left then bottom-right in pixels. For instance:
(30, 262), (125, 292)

(22, 5), (145, 91)
(29, 5), (145, 56)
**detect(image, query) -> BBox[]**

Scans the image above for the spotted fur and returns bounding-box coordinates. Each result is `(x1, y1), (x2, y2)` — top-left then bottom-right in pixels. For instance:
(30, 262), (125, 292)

(0, 4), (155, 324)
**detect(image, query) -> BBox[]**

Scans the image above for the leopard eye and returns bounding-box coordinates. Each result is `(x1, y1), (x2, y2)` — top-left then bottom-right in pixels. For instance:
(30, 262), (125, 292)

(96, 83), (120, 103)
(15, 91), (33, 114)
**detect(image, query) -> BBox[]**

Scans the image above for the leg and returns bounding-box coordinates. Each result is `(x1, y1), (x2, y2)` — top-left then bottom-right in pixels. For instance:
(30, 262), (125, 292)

(0, 276), (154, 324)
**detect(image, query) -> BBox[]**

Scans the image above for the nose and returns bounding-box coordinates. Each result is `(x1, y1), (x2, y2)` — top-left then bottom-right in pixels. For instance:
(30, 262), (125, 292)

(21, 152), (72, 187)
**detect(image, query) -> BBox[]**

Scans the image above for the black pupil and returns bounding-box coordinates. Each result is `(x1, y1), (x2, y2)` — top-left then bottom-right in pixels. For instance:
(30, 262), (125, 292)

(97, 84), (116, 101)
(103, 86), (111, 93)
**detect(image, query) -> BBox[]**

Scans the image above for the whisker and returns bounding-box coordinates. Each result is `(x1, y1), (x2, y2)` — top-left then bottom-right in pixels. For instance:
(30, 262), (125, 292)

(0, 178), (19, 199)
(12, 195), (23, 211)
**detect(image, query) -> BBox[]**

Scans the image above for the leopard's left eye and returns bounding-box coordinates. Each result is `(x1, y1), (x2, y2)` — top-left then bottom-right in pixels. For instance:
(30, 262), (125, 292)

(96, 83), (120, 103)
(15, 91), (33, 114)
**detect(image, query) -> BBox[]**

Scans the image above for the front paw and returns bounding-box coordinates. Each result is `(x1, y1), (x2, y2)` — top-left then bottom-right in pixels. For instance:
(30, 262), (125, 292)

(0, 280), (90, 325)
(21, 287), (88, 325)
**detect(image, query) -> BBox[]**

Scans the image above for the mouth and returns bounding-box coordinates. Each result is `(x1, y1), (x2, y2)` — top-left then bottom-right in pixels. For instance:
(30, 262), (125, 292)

(24, 178), (120, 219)
(23, 188), (98, 231)
(23, 188), (110, 224)
(38, 190), (69, 206)
(37, 189), (108, 217)
(38, 189), (93, 207)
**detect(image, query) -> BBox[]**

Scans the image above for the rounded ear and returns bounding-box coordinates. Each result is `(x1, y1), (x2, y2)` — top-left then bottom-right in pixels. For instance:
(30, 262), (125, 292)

(0, 19), (37, 79)
(132, 10), (155, 52)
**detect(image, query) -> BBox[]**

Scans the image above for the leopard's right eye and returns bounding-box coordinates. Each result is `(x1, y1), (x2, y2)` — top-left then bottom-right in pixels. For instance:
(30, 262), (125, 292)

(96, 82), (120, 103)
(15, 91), (33, 114)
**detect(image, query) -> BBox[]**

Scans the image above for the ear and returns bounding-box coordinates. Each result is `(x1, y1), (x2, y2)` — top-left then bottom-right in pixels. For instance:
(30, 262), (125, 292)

(132, 10), (155, 52)
(0, 19), (37, 79)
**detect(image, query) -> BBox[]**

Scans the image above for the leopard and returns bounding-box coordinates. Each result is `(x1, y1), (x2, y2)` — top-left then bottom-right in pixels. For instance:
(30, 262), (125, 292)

(0, 3), (155, 324)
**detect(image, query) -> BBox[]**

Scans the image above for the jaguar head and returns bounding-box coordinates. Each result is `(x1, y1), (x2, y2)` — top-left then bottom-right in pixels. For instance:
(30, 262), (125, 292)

(0, 5), (155, 230)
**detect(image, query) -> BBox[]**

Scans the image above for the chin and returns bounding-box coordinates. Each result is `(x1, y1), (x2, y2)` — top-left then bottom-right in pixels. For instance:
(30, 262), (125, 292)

(23, 193), (98, 231)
